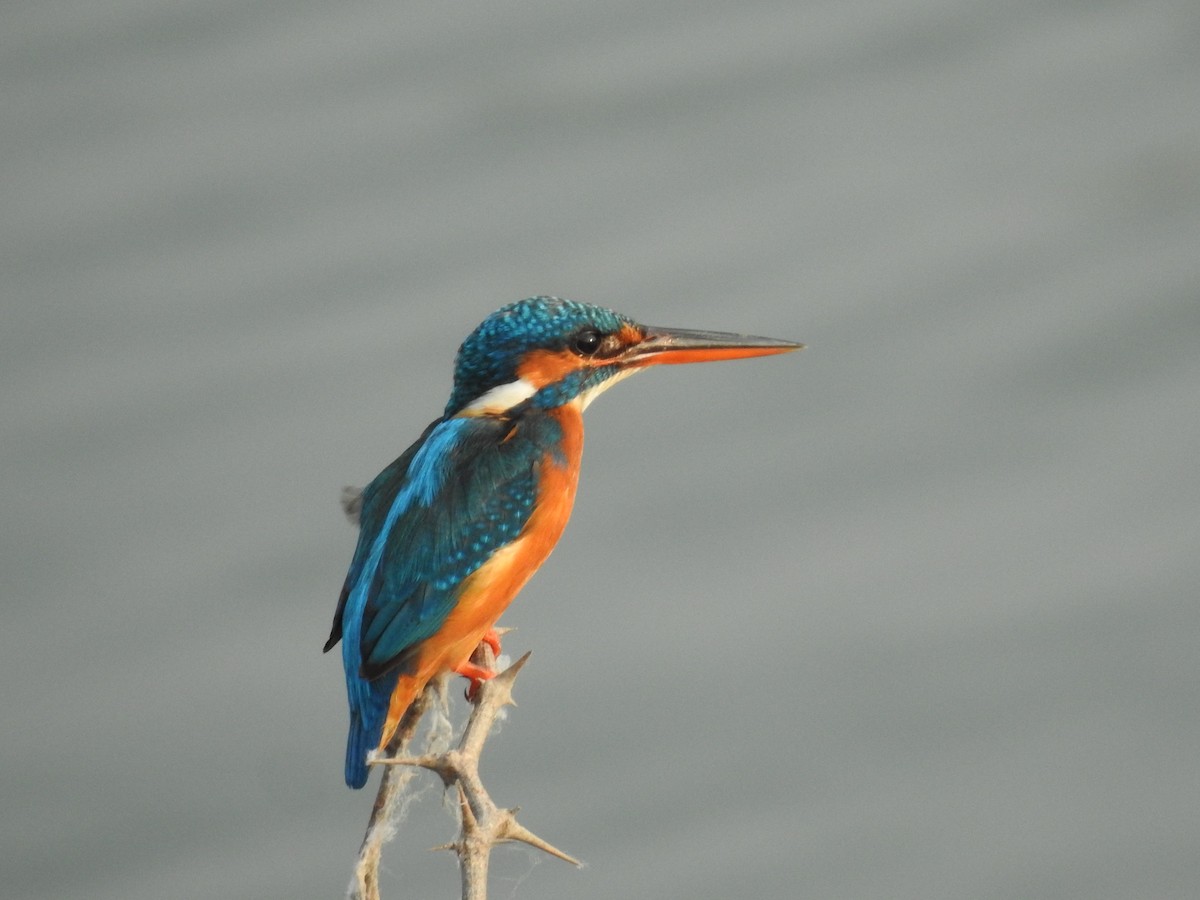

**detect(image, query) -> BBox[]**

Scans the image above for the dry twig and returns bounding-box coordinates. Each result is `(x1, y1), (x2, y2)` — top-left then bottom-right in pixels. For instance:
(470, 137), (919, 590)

(346, 645), (580, 900)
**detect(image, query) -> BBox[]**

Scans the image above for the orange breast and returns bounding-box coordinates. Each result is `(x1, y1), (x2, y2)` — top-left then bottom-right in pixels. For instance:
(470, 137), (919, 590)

(378, 402), (585, 747)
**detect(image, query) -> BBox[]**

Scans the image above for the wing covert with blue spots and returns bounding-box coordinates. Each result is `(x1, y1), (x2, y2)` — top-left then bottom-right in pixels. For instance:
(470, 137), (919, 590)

(327, 409), (565, 682)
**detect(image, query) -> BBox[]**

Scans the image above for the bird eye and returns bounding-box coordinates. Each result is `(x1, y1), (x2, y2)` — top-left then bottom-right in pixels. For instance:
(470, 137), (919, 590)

(572, 329), (602, 356)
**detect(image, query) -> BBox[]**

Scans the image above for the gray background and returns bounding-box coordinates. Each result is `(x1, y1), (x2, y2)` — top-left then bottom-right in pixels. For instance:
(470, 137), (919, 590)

(5, 2), (1199, 898)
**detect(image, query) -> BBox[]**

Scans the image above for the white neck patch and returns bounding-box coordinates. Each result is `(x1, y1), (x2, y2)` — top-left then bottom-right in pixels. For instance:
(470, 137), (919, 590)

(460, 367), (641, 415)
(460, 377), (538, 415)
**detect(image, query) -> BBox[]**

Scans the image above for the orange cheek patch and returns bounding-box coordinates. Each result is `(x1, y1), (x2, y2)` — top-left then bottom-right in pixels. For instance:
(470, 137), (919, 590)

(516, 349), (581, 388)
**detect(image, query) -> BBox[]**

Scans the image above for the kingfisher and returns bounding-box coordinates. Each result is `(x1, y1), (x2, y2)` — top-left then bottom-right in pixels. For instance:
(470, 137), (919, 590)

(324, 296), (800, 788)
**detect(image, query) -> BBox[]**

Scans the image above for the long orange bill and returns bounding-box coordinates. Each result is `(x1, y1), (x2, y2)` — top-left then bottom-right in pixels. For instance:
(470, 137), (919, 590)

(628, 325), (803, 366)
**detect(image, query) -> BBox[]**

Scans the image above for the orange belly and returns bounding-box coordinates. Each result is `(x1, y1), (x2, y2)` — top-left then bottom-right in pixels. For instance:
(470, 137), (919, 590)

(378, 403), (584, 748)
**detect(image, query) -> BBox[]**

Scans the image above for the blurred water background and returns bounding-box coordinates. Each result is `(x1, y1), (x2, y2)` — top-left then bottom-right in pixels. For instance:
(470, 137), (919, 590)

(4, 1), (1200, 898)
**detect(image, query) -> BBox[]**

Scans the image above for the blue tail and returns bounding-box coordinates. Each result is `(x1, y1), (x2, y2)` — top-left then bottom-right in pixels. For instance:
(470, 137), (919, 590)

(343, 670), (396, 789)
(344, 711), (373, 789)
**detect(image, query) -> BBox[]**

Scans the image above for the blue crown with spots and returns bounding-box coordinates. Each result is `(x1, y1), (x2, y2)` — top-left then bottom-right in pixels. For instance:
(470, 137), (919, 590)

(445, 297), (632, 414)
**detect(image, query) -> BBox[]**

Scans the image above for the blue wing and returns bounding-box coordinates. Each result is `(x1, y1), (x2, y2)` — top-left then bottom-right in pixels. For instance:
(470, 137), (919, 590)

(324, 411), (561, 786)
(323, 421), (437, 657)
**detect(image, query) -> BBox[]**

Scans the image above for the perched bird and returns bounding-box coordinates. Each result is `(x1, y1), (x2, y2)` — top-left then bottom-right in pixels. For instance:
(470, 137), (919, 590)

(324, 296), (800, 788)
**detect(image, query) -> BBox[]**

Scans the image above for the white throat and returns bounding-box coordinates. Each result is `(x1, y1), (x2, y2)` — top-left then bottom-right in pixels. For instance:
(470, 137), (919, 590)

(578, 367), (638, 410)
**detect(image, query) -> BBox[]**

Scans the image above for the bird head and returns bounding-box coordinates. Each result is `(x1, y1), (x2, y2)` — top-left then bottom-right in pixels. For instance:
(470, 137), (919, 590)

(445, 296), (801, 417)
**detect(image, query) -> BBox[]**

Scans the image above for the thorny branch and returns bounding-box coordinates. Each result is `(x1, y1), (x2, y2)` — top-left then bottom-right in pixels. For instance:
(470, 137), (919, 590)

(346, 645), (580, 900)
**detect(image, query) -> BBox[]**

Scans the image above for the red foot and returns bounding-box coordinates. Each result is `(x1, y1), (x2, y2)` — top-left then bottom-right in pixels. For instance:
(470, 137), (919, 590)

(481, 628), (503, 658)
(453, 630), (505, 701)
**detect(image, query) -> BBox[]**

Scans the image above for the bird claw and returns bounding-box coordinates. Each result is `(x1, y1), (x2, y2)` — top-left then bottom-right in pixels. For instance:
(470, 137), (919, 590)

(455, 660), (496, 701)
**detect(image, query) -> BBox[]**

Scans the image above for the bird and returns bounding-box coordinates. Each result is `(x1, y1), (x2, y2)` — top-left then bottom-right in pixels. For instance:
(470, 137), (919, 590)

(324, 296), (800, 788)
